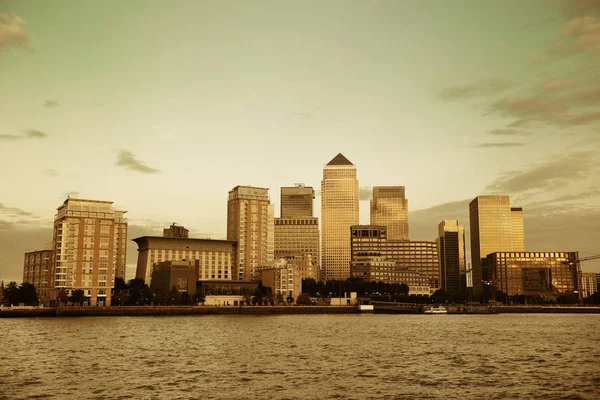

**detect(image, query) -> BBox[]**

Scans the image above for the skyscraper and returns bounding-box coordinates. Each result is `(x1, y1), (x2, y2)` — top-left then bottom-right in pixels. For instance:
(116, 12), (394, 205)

(281, 184), (314, 218)
(370, 186), (409, 240)
(274, 185), (320, 280)
(227, 186), (274, 280)
(321, 153), (359, 280)
(469, 196), (524, 297)
(52, 198), (128, 306)
(437, 220), (467, 295)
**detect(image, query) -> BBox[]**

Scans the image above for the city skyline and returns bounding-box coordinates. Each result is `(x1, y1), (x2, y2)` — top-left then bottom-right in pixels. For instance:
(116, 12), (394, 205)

(1, 0), (599, 281)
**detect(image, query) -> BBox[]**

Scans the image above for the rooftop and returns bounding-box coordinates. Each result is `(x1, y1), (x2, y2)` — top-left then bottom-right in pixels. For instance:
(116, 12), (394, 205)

(326, 153), (353, 166)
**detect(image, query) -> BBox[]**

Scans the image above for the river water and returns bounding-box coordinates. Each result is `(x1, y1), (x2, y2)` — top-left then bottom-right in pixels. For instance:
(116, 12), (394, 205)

(0, 314), (599, 399)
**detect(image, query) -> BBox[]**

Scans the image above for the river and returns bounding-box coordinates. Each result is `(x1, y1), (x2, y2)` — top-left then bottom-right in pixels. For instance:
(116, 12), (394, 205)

(0, 314), (598, 399)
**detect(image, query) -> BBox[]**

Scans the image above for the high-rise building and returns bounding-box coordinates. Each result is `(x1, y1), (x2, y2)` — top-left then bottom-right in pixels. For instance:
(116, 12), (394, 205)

(469, 196), (524, 297)
(437, 220), (467, 295)
(370, 186), (409, 241)
(483, 251), (580, 301)
(281, 184), (314, 218)
(275, 185), (320, 280)
(350, 225), (440, 288)
(52, 198), (128, 306)
(321, 154), (359, 280)
(163, 223), (189, 238)
(23, 249), (54, 305)
(133, 236), (236, 284)
(227, 186), (274, 280)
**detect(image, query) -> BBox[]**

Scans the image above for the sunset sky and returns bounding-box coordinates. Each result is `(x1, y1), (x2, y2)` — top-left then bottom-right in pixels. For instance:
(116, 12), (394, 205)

(1, 0), (599, 281)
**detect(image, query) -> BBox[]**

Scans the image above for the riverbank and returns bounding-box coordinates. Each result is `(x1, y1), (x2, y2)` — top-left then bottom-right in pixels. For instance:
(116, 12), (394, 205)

(2, 305), (600, 317)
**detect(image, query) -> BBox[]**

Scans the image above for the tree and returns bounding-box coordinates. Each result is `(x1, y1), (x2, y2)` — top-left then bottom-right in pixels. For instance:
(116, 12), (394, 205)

(296, 293), (312, 305)
(68, 289), (86, 306)
(274, 293), (284, 305)
(169, 286), (180, 305)
(57, 288), (68, 305)
(19, 283), (39, 306)
(2, 282), (19, 306)
(399, 283), (409, 295)
(180, 292), (191, 305)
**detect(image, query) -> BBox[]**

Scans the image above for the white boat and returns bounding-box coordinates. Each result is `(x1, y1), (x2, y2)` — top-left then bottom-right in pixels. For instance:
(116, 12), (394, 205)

(423, 305), (448, 314)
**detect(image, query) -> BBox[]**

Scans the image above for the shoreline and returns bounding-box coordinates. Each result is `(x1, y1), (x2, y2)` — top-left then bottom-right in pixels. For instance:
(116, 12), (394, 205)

(1, 305), (600, 318)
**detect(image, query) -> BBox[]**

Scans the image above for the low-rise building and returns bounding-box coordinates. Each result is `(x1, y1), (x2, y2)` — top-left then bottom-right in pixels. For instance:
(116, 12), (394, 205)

(23, 249), (54, 305)
(483, 251), (580, 301)
(258, 259), (302, 299)
(581, 272), (598, 298)
(350, 253), (432, 296)
(149, 261), (196, 297)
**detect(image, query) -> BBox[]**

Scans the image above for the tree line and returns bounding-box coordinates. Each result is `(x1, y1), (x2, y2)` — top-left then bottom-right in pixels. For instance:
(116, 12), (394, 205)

(302, 277), (410, 297)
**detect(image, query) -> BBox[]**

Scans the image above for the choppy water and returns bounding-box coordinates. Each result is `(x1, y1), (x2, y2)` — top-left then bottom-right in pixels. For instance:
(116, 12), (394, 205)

(0, 314), (599, 399)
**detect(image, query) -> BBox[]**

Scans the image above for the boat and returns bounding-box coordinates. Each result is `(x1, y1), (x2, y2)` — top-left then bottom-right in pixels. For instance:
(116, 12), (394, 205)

(423, 305), (448, 314)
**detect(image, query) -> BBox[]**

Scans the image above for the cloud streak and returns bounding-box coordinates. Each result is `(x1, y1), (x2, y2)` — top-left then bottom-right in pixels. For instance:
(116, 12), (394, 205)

(488, 129), (532, 136)
(115, 150), (160, 174)
(474, 142), (528, 148)
(0, 13), (29, 51)
(440, 78), (511, 101)
(485, 151), (598, 194)
(44, 100), (59, 108)
(0, 130), (49, 141)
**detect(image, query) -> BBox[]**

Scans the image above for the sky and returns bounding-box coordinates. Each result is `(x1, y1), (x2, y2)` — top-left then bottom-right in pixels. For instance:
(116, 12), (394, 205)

(0, 0), (599, 281)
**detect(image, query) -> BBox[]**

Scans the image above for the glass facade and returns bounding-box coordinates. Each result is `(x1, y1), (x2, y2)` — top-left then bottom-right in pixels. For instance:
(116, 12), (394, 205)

(280, 185), (314, 218)
(437, 220), (466, 295)
(370, 186), (409, 241)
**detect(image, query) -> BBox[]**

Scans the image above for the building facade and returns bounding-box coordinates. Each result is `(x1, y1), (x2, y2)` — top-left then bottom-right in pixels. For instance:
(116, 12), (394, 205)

(370, 186), (409, 241)
(483, 251), (580, 301)
(163, 223), (189, 238)
(350, 254), (431, 295)
(280, 184), (314, 218)
(350, 225), (440, 288)
(149, 261), (197, 297)
(274, 184), (320, 280)
(469, 196), (524, 297)
(52, 198), (128, 306)
(23, 249), (54, 305)
(581, 272), (598, 298)
(133, 236), (236, 284)
(437, 220), (467, 295)
(227, 186), (274, 280)
(321, 153), (359, 280)
(259, 259), (303, 299)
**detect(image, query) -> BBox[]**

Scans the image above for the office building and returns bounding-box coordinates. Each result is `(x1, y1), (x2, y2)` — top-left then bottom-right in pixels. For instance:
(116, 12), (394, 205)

(274, 184), (320, 280)
(133, 236), (235, 284)
(581, 272), (598, 298)
(370, 186), (409, 241)
(351, 225), (440, 288)
(23, 249), (54, 305)
(149, 260), (196, 297)
(258, 259), (303, 299)
(483, 251), (580, 301)
(281, 184), (314, 218)
(52, 198), (128, 306)
(321, 153), (359, 280)
(163, 223), (189, 238)
(469, 196), (524, 297)
(227, 186), (274, 280)
(437, 220), (467, 295)
(350, 254), (431, 295)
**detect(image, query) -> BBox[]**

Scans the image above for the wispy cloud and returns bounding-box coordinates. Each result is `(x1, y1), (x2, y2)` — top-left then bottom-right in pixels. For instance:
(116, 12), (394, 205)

(0, 134), (20, 141)
(474, 142), (528, 148)
(440, 78), (511, 101)
(0, 13), (29, 51)
(115, 150), (160, 174)
(485, 151), (598, 194)
(488, 129), (532, 136)
(360, 187), (373, 201)
(44, 100), (59, 108)
(42, 168), (60, 177)
(0, 130), (49, 141)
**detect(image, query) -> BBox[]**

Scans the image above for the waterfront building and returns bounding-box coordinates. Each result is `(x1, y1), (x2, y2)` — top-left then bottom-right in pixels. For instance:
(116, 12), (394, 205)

(52, 198), (128, 306)
(280, 184), (314, 218)
(197, 280), (258, 296)
(350, 253), (431, 295)
(469, 196), (524, 297)
(437, 220), (467, 295)
(23, 249), (54, 305)
(227, 186), (274, 280)
(163, 223), (189, 238)
(274, 185), (320, 280)
(133, 236), (235, 284)
(370, 186), (409, 241)
(350, 225), (440, 288)
(483, 251), (580, 301)
(149, 260), (196, 297)
(258, 259), (303, 299)
(581, 272), (598, 298)
(321, 153), (359, 280)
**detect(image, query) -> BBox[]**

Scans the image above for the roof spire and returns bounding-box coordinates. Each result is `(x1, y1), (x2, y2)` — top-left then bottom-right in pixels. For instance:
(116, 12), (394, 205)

(326, 153), (353, 166)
